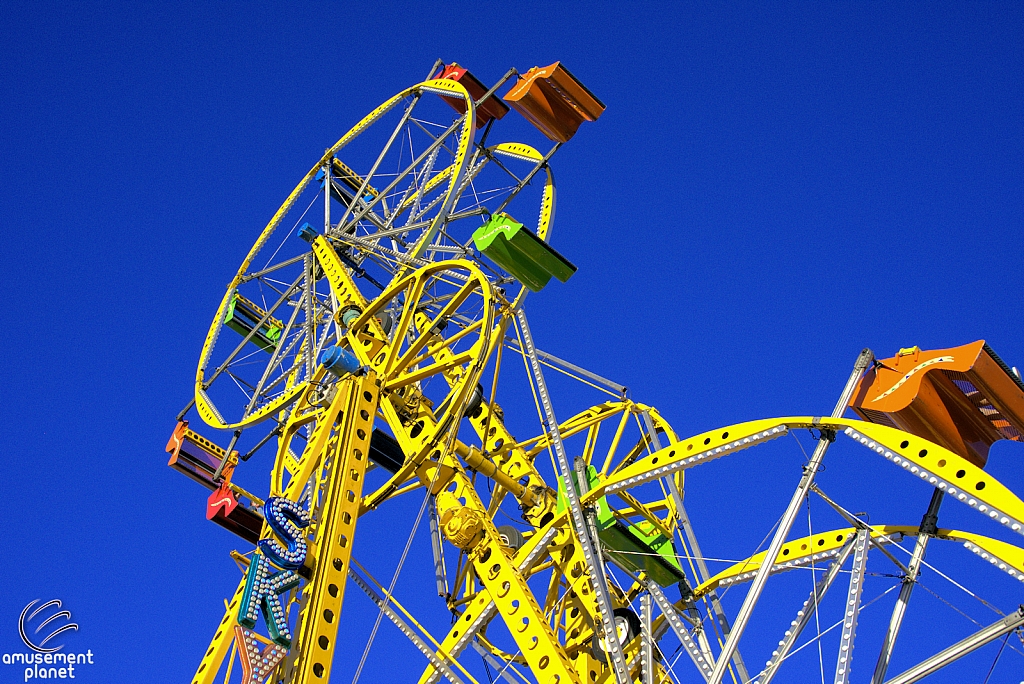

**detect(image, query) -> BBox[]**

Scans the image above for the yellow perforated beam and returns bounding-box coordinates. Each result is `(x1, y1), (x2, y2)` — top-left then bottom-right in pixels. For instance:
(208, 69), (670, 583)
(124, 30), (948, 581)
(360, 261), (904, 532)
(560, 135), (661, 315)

(310, 235), (372, 314)
(190, 576), (247, 684)
(951, 530), (1024, 581)
(596, 417), (796, 498)
(693, 525), (914, 598)
(594, 417), (1024, 543)
(841, 421), (1024, 538)
(285, 373), (380, 684)
(491, 142), (556, 242)
(692, 523), (1024, 600)
(416, 517), (567, 684)
(435, 472), (581, 684)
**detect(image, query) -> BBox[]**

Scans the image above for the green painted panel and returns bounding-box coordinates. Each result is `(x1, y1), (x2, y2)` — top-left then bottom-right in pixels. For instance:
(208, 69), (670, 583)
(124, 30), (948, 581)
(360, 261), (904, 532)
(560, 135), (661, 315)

(224, 293), (283, 353)
(472, 213), (576, 292)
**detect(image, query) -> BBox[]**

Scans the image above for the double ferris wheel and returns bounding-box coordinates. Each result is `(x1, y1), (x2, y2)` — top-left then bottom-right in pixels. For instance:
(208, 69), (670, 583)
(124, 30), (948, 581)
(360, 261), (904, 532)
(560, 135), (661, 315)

(166, 59), (1024, 684)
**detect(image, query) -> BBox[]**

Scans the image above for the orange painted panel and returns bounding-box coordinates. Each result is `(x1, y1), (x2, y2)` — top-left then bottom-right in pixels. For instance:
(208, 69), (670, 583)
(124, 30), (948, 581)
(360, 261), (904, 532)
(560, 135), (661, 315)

(503, 62), (605, 143)
(849, 341), (1024, 467)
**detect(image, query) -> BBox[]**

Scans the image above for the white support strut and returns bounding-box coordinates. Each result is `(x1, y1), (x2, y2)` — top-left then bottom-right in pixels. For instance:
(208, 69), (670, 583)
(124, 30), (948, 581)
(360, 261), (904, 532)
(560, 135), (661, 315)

(515, 307), (632, 684)
(349, 567), (466, 684)
(834, 529), (870, 683)
(755, 533), (858, 684)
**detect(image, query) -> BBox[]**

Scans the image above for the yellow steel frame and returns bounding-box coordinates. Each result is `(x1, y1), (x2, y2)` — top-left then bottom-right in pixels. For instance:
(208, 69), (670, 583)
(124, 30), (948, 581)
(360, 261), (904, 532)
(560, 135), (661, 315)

(193, 353), (1024, 684)
(194, 77), (477, 431)
(694, 524), (1024, 598)
(694, 525), (912, 598)
(282, 372), (380, 683)
(434, 471), (581, 684)
(349, 261), (495, 509)
(413, 412), (1024, 684)
(596, 417), (1024, 537)
(182, 74), (1024, 684)
(416, 395), (684, 683)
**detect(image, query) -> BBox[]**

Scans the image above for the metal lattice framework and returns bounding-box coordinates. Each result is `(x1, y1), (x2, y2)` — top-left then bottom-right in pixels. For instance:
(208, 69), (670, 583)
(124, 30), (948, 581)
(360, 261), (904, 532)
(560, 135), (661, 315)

(170, 60), (1024, 684)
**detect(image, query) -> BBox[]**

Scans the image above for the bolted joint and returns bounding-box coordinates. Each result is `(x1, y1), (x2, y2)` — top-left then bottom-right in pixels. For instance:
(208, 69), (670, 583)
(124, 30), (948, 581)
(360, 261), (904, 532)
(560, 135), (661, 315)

(809, 426), (837, 443)
(337, 305), (363, 329)
(919, 487), (945, 537)
(919, 509), (940, 537)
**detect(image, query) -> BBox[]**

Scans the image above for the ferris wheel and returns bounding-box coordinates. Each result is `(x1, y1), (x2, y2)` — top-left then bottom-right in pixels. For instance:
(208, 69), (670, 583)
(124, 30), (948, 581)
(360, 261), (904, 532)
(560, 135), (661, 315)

(166, 59), (1024, 684)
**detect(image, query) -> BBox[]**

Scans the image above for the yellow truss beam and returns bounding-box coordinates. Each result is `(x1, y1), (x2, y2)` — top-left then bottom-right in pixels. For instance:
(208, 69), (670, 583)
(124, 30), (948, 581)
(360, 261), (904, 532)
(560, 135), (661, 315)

(595, 417), (1024, 542)
(285, 372), (380, 683)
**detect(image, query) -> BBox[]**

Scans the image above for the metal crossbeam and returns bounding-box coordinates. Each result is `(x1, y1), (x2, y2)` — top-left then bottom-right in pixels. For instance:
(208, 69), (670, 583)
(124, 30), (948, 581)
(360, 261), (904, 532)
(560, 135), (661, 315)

(470, 641), (521, 684)
(649, 583), (713, 682)
(811, 484), (909, 576)
(506, 336), (628, 396)
(427, 497), (448, 597)
(708, 348), (874, 684)
(640, 593), (654, 684)
(834, 528), (870, 683)
(349, 567), (467, 684)
(334, 93), (422, 230)
(641, 410), (751, 682)
(515, 308), (631, 684)
(756, 534), (858, 684)
(884, 607), (1024, 684)
(871, 489), (944, 683)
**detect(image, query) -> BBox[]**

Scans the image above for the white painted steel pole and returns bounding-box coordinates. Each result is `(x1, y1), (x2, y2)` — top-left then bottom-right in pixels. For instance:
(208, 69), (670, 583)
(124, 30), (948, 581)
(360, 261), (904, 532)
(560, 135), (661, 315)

(708, 349), (874, 684)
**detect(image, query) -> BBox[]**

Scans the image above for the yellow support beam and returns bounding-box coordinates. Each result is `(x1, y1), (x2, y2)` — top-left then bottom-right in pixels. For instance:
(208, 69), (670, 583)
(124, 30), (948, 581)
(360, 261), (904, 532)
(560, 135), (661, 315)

(283, 372), (381, 684)
(416, 519), (563, 684)
(693, 525), (914, 598)
(190, 576), (247, 684)
(692, 524), (1024, 599)
(435, 471), (581, 684)
(596, 417), (1024, 542)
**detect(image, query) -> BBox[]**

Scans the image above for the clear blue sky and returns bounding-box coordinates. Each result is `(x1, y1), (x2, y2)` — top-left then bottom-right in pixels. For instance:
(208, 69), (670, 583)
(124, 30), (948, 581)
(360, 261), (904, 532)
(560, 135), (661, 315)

(1, 2), (1023, 683)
